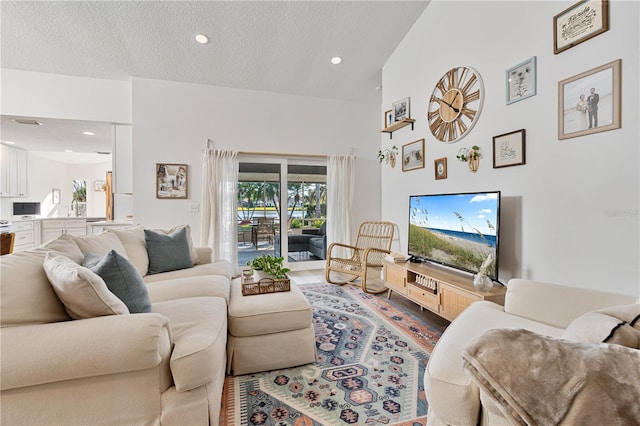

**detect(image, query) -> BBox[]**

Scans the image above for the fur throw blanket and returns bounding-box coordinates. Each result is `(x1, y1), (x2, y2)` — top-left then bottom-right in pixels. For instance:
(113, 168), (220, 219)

(462, 329), (640, 426)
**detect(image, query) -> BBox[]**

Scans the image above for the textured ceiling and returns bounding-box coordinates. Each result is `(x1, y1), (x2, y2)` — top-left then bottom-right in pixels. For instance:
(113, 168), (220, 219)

(1, 1), (429, 162)
(1, 0), (429, 102)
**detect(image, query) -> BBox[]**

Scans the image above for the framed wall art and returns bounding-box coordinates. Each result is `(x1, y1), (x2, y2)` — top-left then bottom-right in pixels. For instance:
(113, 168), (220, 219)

(493, 129), (526, 168)
(553, 0), (609, 54)
(558, 59), (621, 140)
(506, 56), (537, 104)
(52, 188), (61, 204)
(434, 157), (448, 180)
(384, 109), (393, 128)
(94, 180), (106, 191)
(402, 139), (424, 172)
(392, 97), (410, 122)
(156, 163), (188, 199)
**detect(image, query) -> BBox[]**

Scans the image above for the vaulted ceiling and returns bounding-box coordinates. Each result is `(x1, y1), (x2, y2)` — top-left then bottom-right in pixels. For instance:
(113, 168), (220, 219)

(1, 1), (429, 160)
(1, 1), (429, 102)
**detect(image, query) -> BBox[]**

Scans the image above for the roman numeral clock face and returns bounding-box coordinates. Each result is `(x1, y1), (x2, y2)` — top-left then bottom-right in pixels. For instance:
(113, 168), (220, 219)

(428, 67), (484, 143)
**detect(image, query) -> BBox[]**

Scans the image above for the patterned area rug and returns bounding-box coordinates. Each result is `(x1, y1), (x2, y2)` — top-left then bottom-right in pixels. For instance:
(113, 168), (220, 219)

(221, 283), (445, 426)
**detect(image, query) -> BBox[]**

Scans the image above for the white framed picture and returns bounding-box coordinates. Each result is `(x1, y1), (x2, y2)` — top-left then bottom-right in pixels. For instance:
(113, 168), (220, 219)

(506, 57), (537, 104)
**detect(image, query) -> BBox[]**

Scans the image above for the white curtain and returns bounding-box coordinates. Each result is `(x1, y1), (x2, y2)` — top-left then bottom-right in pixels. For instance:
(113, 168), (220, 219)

(201, 148), (238, 268)
(326, 155), (355, 257)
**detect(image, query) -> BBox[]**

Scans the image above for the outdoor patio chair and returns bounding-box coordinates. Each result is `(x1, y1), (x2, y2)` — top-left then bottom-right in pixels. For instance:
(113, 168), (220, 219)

(252, 217), (275, 248)
(325, 221), (394, 294)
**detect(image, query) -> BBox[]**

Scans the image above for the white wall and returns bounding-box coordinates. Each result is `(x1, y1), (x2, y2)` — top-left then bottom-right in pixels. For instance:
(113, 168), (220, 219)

(381, 1), (639, 296)
(132, 78), (381, 242)
(0, 69), (131, 124)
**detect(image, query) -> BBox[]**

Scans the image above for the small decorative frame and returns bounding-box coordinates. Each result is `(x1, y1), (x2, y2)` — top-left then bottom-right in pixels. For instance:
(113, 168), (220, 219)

(94, 180), (106, 191)
(434, 157), (448, 180)
(558, 59), (621, 140)
(156, 163), (188, 199)
(384, 109), (394, 128)
(493, 129), (526, 168)
(402, 139), (424, 172)
(52, 188), (61, 204)
(392, 97), (410, 122)
(506, 57), (537, 104)
(554, 0), (609, 54)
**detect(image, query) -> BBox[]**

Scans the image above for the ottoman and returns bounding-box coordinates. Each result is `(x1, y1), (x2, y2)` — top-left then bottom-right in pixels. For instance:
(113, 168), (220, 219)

(226, 278), (317, 375)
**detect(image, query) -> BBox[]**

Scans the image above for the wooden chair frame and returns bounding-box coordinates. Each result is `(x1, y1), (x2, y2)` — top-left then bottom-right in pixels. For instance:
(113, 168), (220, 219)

(325, 221), (394, 294)
(1, 232), (16, 255)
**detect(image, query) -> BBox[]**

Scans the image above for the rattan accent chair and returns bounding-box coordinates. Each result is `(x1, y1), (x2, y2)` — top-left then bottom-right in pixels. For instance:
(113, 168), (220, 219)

(325, 221), (394, 294)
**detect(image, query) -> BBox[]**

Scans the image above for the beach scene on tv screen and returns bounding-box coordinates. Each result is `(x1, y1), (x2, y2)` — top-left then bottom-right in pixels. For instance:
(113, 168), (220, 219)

(409, 192), (498, 278)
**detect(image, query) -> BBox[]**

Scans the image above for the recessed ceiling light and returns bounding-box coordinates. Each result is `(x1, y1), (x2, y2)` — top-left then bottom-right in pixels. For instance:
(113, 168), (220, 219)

(331, 56), (342, 65)
(195, 34), (209, 44)
(3, 141), (16, 145)
(64, 149), (74, 153)
(82, 131), (95, 136)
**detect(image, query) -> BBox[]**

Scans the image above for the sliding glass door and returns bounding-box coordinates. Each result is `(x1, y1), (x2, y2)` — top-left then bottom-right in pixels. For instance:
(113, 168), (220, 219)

(236, 157), (326, 269)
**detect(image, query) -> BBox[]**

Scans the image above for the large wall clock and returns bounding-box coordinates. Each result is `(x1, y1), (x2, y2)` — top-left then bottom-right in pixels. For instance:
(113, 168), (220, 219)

(427, 66), (484, 143)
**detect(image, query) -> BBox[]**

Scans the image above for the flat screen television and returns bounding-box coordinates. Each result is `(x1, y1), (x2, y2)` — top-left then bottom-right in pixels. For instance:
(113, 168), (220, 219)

(13, 202), (41, 216)
(408, 191), (500, 280)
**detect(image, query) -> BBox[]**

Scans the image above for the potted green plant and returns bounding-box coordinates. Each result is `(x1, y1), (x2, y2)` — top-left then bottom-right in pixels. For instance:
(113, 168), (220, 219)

(456, 145), (482, 172)
(247, 254), (290, 280)
(378, 145), (398, 168)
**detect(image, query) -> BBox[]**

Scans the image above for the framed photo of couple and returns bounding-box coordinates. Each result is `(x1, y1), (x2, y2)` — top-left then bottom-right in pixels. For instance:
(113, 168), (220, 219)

(558, 59), (621, 140)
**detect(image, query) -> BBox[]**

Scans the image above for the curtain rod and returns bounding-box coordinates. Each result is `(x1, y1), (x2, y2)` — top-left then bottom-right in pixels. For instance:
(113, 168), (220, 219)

(239, 151), (328, 159)
(205, 140), (356, 158)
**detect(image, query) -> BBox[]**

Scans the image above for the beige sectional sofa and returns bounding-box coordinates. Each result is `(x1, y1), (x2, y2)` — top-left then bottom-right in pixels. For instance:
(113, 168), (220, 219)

(424, 278), (639, 425)
(0, 225), (234, 425)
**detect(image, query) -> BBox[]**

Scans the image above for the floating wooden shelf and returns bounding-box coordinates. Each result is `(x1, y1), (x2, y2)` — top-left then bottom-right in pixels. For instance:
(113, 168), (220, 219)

(380, 119), (415, 139)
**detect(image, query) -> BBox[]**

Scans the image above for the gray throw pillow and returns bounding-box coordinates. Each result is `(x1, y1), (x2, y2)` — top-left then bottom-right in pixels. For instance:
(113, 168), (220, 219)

(83, 250), (152, 313)
(144, 227), (193, 275)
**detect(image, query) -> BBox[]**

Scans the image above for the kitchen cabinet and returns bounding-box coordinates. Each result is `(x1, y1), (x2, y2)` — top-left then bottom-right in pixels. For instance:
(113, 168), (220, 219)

(41, 219), (87, 244)
(10, 220), (40, 252)
(0, 145), (28, 197)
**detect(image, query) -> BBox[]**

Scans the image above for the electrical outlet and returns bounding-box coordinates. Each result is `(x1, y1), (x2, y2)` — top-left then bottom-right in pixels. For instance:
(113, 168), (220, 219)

(190, 203), (200, 213)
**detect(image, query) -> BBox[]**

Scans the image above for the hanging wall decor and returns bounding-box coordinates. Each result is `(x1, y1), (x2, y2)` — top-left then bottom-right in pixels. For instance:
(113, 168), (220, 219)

(156, 163), (188, 199)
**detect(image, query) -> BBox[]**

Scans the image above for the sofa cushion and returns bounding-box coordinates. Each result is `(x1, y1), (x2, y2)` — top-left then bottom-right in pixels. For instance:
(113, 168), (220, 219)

(145, 227), (193, 275)
(143, 261), (234, 283)
(146, 275), (231, 304)
(0, 236), (85, 326)
(151, 224), (199, 266)
(83, 250), (152, 314)
(72, 232), (128, 258)
(227, 279), (312, 337)
(152, 297), (227, 392)
(108, 225), (149, 276)
(43, 252), (129, 319)
(424, 301), (564, 426)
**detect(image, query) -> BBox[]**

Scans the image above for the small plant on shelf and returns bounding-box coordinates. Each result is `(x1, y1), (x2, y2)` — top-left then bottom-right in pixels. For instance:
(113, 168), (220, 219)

(247, 254), (290, 280)
(378, 145), (398, 168)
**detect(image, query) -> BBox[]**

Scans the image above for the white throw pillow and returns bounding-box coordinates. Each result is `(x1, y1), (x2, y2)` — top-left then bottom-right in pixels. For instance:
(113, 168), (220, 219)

(71, 232), (128, 258)
(43, 252), (129, 319)
(108, 225), (149, 276)
(562, 311), (640, 349)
